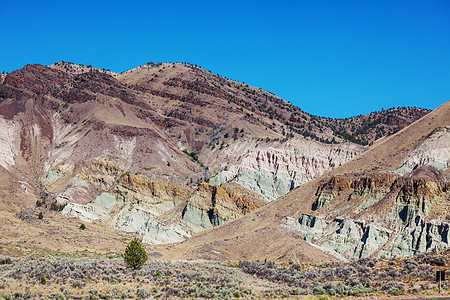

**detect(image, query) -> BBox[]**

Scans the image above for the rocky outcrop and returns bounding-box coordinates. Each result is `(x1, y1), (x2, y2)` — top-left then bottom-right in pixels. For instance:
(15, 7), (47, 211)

(62, 164), (268, 244)
(311, 174), (395, 213)
(396, 126), (450, 174)
(209, 140), (364, 201)
(0, 118), (19, 171)
(293, 173), (450, 259)
(292, 123), (450, 260)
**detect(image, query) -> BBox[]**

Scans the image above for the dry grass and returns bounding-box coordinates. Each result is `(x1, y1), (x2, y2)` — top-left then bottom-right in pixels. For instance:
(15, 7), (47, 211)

(1, 250), (450, 299)
(0, 209), (134, 258)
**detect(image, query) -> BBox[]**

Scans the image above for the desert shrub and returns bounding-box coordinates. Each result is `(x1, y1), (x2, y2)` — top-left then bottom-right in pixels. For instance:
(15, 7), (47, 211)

(124, 238), (148, 270)
(347, 276), (361, 287)
(121, 291), (134, 299)
(0, 256), (13, 265)
(98, 293), (111, 299)
(82, 293), (99, 300)
(45, 292), (66, 300)
(425, 255), (446, 266)
(313, 285), (325, 295)
(72, 279), (86, 288)
(1, 293), (12, 300)
(88, 288), (99, 296)
(136, 287), (150, 299)
(389, 288), (401, 296)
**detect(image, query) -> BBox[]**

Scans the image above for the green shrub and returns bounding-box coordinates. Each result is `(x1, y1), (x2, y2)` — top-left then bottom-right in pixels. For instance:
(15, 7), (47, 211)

(38, 212), (43, 219)
(50, 201), (66, 211)
(124, 238), (148, 270)
(80, 223), (86, 230)
(1, 293), (12, 300)
(389, 288), (401, 296)
(313, 286), (325, 295)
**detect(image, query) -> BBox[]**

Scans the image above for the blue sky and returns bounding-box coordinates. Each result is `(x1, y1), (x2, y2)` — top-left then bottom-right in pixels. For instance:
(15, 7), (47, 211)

(1, 0), (449, 118)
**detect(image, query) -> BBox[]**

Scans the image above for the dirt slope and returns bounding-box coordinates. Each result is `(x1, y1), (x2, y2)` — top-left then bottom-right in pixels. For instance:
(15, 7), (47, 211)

(163, 100), (450, 261)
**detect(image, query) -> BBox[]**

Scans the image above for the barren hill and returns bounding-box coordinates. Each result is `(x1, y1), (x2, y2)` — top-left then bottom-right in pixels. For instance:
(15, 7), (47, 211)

(0, 61), (430, 255)
(162, 100), (450, 261)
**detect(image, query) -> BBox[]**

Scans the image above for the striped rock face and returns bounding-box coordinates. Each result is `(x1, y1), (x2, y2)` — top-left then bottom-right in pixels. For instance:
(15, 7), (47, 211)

(0, 62), (431, 254)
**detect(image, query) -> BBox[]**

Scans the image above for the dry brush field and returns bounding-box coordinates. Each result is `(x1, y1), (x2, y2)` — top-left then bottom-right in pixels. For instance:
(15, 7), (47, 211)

(1, 250), (450, 299)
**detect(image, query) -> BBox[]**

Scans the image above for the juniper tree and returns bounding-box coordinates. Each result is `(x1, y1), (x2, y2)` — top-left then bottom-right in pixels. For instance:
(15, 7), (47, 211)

(124, 237), (148, 269)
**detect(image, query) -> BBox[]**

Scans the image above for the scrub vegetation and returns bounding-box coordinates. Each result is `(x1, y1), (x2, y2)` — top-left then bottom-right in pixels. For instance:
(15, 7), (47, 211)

(0, 250), (449, 299)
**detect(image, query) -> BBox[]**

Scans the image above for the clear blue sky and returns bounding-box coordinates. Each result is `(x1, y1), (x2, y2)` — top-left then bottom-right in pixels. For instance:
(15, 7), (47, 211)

(1, 0), (449, 118)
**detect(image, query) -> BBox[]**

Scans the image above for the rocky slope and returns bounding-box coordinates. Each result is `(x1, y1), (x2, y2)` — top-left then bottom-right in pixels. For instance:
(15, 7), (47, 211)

(294, 124), (450, 259)
(0, 61), (428, 249)
(114, 62), (427, 200)
(0, 63), (268, 245)
(162, 100), (450, 261)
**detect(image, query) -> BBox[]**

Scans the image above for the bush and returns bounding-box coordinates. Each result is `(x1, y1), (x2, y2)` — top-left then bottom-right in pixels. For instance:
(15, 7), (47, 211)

(313, 285), (326, 295)
(136, 287), (150, 299)
(124, 238), (148, 270)
(38, 212), (43, 219)
(50, 201), (66, 211)
(389, 288), (401, 296)
(1, 293), (12, 300)
(71, 279), (86, 288)
(80, 224), (86, 230)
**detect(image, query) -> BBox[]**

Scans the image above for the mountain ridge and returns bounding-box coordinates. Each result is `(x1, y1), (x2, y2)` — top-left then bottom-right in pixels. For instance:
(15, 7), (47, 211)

(160, 100), (450, 261)
(0, 61), (436, 257)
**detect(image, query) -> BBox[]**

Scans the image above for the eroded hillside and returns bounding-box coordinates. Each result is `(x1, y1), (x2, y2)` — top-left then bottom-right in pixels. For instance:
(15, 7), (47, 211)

(0, 61), (431, 253)
(162, 101), (449, 261)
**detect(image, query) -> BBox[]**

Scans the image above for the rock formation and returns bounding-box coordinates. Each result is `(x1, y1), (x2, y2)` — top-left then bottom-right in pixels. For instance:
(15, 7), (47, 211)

(0, 61), (430, 248)
(162, 101), (450, 261)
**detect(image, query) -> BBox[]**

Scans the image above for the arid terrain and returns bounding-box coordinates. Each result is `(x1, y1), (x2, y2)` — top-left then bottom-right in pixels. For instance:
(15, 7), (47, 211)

(0, 61), (448, 299)
(1, 249), (450, 299)
(0, 61), (429, 252)
(162, 100), (450, 262)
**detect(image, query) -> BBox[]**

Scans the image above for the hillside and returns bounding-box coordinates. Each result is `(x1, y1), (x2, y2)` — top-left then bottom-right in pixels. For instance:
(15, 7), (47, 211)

(116, 62), (429, 145)
(113, 62), (428, 200)
(0, 61), (430, 255)
(162, 100), (450, 261)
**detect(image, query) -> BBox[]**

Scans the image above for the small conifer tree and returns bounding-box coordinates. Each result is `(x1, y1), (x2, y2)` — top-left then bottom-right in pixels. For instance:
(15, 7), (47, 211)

(124, 237), (148, 269)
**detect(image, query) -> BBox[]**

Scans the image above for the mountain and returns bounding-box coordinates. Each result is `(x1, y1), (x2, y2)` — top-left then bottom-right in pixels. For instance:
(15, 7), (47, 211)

(0, 61), (429, 251)
(161, 100), (450, 261)
(112, 61), (428, 200)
